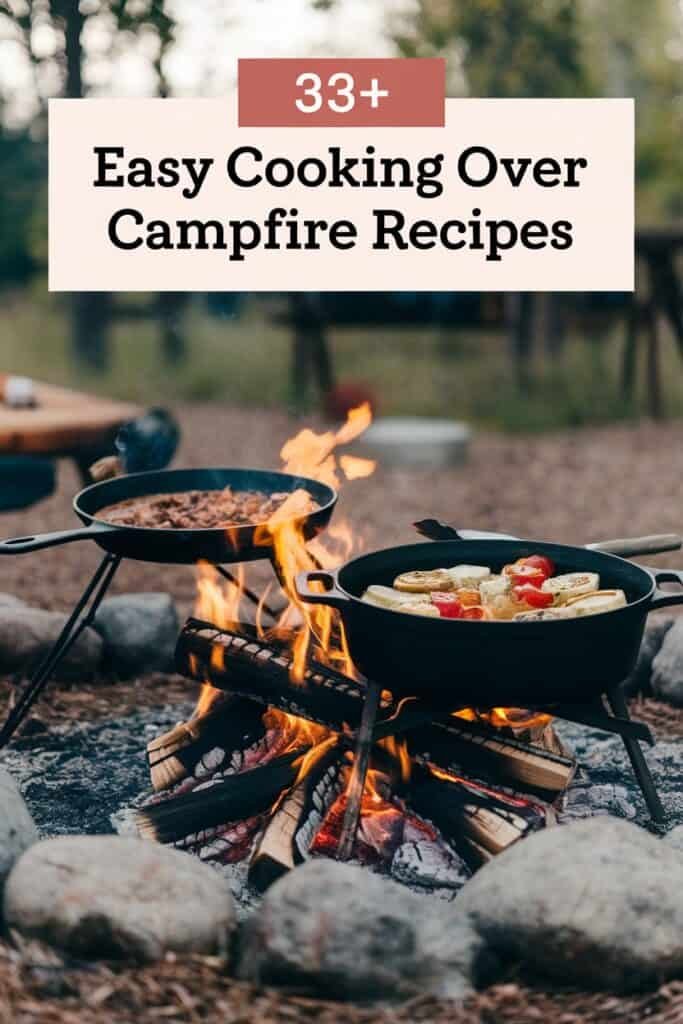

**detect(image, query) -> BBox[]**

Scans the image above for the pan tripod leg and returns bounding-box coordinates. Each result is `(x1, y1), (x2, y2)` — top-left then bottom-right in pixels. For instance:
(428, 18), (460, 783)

(0, 553), (121, 749)
(336, 678), (382, 861)
(606, 687), (666, 825)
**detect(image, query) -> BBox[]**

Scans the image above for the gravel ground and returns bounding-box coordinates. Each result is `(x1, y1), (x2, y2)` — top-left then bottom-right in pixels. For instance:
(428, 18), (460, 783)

(0, 405), (682, 1024)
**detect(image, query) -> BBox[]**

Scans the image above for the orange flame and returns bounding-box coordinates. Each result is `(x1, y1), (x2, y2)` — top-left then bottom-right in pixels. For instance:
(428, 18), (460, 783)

(378, 735), (412, 784)
(191, 405), (374, 759)
(253, 403), (375, 683)
(453, 707), (552, 731)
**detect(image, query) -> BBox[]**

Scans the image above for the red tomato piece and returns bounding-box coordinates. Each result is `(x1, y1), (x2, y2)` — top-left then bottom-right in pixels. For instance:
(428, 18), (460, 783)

(508, 564), (546, 587)
(513, 584), (554, 608)
(523, 554), (555, 578)
(431, 592), (464, 618)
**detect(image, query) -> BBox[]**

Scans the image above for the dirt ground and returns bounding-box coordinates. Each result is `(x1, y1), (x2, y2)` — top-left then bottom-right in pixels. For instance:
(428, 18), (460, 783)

(1, 402), (682, 615)
(0, 404), (682, 1024)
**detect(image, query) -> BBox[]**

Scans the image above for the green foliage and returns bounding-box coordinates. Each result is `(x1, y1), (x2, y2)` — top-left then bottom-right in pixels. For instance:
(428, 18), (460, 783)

(0, 129), (46, 281)
(393, 0), (588, 97)
(392, 0), (683, 220)
(0, 0), (177, 282)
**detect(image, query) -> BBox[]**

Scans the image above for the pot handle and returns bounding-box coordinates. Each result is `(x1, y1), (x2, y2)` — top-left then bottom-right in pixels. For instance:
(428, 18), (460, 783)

(295, 570), (350, 610)
(0, 522), (115, 555)
(650, 569), (683, 611)
(587, 534), (682, 557)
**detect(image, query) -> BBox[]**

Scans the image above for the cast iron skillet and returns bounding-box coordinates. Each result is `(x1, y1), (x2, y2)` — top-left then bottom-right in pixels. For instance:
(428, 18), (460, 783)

(0, 467), (336, 565)
(296, 538), (683, 706)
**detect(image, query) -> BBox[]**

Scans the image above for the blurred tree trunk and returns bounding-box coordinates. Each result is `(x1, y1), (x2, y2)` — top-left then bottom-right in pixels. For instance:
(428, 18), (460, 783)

(158, 292), (190, 364)
(543, 294), (567, 357)
(505, 293), (534, 392)
(62, 0), (84, 100)
(55, 0), (113, 370)
(289, 294), (334, 413)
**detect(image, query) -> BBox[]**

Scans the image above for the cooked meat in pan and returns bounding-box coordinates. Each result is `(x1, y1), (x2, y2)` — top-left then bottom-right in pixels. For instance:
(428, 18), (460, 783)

(98, 487), (304, 530)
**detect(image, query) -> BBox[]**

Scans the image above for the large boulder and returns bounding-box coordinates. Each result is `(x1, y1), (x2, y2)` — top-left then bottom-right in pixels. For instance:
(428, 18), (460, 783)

(663, 824), (683, 854)
(0, 768), (38, 889)
(622, 617), (673, 697)
(4, 835), (235, 962)
(0, 606), (101, 681)
(458, 817), (683, 992)
(94, 593), (178, 676)
(651, 619), (683, 706)
(239, 858), (491, 1002)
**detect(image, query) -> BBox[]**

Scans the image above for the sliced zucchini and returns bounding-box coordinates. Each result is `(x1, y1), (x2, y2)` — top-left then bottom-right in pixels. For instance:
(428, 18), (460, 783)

(541, 572), (600, 604)
(393, 569), (453, 593)
(361, 585), (431, 610)
(564, 589), (627, 617)
(446, 564), (492, 588)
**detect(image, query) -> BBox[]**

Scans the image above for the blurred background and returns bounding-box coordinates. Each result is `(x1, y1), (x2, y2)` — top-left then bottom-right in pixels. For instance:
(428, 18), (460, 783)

(0, 0), (682, 431)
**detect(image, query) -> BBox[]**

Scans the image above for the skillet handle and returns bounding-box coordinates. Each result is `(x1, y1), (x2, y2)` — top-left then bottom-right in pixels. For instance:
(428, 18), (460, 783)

(650, 569), (683, 611)
(586, 534), (682, 558)
(0, 522), (115, 555)
(295, 570), (349, 610)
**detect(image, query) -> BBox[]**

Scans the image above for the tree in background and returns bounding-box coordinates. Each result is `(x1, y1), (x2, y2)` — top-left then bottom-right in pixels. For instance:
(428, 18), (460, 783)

(392, 0), (588, 388)
(0, 0), (176, 368)
(393, 0), (587, 98)
(581, 0), (683, 223)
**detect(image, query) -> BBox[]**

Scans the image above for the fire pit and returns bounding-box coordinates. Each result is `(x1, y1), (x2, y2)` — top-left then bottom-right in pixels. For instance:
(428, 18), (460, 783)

(0, 404), (678, 906)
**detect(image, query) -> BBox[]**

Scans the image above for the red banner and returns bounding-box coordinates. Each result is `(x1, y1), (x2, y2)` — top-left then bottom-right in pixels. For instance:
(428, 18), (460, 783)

(238, 58), (445, 128)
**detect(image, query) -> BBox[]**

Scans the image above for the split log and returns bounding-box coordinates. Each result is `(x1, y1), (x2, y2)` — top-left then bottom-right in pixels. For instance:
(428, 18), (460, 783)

(249, 739), (343, 890)
(409, 765), (551, 868)
(176, 619), (381, 731)
(136, 748), (308, 845)
(409, 718), (575, 799)
(146, 696), (265, 791)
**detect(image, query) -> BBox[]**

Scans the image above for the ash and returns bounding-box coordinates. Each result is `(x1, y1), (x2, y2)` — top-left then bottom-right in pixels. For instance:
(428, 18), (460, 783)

(2, 708), (682, 917)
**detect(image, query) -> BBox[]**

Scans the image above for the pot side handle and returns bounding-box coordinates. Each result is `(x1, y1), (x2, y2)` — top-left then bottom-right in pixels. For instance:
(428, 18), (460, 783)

(0, 522), (114, 555)
(587, 534), (682, 558)
(295, 570), (350, 609)
(650, 569), (683, 611)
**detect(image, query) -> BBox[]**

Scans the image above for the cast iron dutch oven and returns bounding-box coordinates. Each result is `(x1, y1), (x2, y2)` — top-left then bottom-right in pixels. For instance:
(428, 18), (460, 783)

(0, 467), (336, 565)
(296, 537), (683, 706)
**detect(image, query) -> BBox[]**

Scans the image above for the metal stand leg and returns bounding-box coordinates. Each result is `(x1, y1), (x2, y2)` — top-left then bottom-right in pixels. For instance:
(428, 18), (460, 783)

(214, 565), (280, 622)
(0, 553), (122, 749)
(606, 687), (666, 824)
(336, 678), (382, 860)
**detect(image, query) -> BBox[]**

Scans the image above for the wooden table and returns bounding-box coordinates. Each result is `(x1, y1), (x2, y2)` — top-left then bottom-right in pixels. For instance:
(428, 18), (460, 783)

(0, 382), (141, 481)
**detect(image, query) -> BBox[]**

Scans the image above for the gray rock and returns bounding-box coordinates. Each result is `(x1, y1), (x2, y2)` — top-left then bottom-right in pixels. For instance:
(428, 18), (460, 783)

(622, 617), (674, 697)
(239, 858), (491, 1002)
(4, 835), (235, 961)
(458, 817), (683, 992)
(0, 768), (38, 889)
(94, 593), (178, 676)
(651, 619), (683, 705)
(664, 824), (683, 853)
(0, 607), (102, 681)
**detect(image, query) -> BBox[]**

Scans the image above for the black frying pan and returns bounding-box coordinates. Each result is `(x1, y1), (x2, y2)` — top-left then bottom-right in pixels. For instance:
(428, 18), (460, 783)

(295, 536), (683, 706)
(0, 468), (336, 565)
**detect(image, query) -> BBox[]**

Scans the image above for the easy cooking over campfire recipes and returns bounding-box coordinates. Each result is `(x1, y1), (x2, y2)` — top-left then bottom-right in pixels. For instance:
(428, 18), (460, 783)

(362, 552), (627, 621)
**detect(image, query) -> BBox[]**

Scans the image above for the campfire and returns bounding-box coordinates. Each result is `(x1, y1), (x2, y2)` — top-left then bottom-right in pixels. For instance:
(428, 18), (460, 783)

(138, 408), (578, 897)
